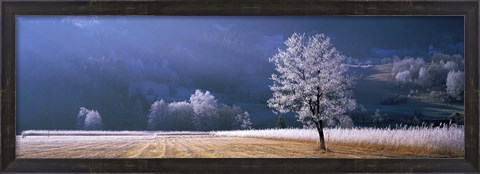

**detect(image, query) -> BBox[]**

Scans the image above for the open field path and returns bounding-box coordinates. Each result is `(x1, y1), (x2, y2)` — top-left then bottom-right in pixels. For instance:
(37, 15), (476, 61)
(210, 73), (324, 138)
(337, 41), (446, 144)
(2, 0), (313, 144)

(16, 135), (452, 158)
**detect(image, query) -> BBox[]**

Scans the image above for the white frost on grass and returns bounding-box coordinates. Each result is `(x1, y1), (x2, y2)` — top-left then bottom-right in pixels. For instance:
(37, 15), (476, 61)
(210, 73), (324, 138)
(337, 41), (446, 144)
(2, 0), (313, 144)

(213, 126), (464, 155)
(20, 127), (464, 155)
(21, 130), (209, 136)
(21, 130), (151, 136)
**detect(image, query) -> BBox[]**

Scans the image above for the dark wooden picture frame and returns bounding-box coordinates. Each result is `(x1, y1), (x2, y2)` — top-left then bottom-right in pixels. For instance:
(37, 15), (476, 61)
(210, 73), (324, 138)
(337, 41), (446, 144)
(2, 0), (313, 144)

(1, 0), (479, 173)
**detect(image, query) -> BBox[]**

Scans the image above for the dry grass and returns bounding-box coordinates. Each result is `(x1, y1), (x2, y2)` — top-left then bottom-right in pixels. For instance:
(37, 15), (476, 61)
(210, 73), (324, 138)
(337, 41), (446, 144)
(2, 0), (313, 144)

(215, 127), (464, 157)
(16, 134), (460, 158)
(327, 142), (462, 158)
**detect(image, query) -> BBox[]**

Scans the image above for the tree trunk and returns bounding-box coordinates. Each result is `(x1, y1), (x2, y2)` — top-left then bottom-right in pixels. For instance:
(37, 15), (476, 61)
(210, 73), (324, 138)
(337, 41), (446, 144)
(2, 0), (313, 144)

(314, 120), (327, 151)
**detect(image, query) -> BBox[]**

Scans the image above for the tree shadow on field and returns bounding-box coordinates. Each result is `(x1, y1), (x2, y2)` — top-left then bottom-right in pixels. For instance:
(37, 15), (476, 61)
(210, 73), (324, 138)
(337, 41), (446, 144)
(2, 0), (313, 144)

(313, 146), (332, 153)
(312, 145), (402, 158)
(325, 149), (400, 158)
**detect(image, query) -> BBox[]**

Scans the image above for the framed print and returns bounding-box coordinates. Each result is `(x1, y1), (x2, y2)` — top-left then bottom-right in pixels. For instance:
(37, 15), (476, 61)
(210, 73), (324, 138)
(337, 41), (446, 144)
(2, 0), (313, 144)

(1, 0), (479, 173)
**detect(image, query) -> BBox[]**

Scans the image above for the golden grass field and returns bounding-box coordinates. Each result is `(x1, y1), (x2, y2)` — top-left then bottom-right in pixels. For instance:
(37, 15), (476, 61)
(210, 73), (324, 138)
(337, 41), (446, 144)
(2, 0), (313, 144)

(16, 134), (460, 158)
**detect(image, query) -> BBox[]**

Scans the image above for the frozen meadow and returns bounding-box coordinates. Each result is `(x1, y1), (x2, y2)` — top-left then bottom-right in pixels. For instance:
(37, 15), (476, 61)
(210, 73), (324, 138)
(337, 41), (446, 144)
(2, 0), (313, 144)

(214, 126), (464, 156)
(18, 126), (464, 158)
(21, 130), (208, 136)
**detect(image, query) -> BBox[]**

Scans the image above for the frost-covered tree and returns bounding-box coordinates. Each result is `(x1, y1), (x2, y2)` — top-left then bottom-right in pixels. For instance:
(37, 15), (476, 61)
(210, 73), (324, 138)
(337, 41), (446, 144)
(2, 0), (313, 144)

(147, 99), (168, 130)
(413, 53), (464, 88)
(268, 33), (356, 151)
(416, 67), (428, 86)
(324, 115), (354, 128)
(425, 63), (449, 86)
(372, 109), (384, 127)
(189, 90), (219, 131)
(84, 110), (102, 130)
(147, 90), (251, 131)
(431, 53), (464, 67)
(381, 57), (393, 64)
(77, 107), (89, 129)
(446, 70), (464, 100)
(350, 104), (368, 124)
(443, 61), (458, 71)
(167, 101), (195, 130)
(390, 54), (464, 88)
(77, 107), (102, 130)
(216, 104), (237, 130)
(235, 111), (252, 130)
(217, 104), (250, 130)
(390, 57), (427, 86)
(392, 57), (425, 79)
(337, 116), (354, 128)
(395, 70), (412, 84)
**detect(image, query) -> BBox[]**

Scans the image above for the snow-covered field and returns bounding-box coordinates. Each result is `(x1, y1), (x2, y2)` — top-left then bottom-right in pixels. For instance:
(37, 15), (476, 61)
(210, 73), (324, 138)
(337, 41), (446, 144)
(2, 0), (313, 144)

(214, 126), (464, 156)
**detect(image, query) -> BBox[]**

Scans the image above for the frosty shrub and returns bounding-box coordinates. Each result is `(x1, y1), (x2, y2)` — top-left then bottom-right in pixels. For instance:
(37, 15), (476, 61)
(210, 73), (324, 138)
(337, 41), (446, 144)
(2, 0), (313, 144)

(395, 70), (412, 84)
(77, 107), (102, 130)
(365, 60), (373, 66)
(446, 70), (464, 99)
(84, 110), (102, 130)
(423, 90), (448, 103)
(381, 57), (393, 64)
(448, 112), (464, 125)
(235, 111), (252, 130)
(372, 109), (384, 126)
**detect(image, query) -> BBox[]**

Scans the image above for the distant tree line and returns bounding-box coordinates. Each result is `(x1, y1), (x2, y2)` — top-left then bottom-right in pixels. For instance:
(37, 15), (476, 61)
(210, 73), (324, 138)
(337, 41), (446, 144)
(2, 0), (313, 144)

(390, 54), (464, 100)
(147, 89), (252, 131)
(75, 90), (251, 131)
